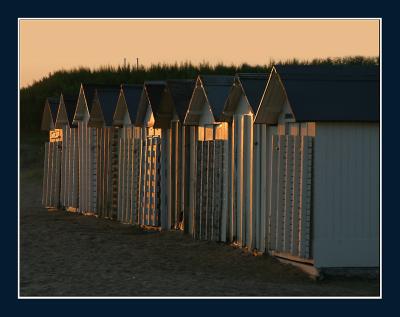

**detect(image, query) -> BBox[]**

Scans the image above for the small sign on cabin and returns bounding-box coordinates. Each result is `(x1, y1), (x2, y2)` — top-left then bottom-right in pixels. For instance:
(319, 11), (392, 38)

(49, 129), (63, 142)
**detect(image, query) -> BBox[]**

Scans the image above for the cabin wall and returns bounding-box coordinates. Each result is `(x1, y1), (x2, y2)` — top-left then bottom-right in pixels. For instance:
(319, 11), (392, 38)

(312, 122), (380, 268)
(138, 126), (162, 227)
(60, 126), (79, 211)
(78, 120), (97, 214)
(230, 95), (254, 248)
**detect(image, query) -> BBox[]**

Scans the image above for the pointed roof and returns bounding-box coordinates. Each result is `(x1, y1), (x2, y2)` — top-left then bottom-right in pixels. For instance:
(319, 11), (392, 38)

(90, 88), (121, 126)
(55, 93), (78, 128)
(134, 81), (167, 127)
(255, 65), (379, 124)
(199, 75), (234, 121)
(236, 73), (269, 112)
(40, 97), (60, 131)
(184, 75), (234, 125)
(73, 83), (120, 123)
(166, 79), (195, 122)
(122, 84), (143, 122)
(222, 73), (269, 121)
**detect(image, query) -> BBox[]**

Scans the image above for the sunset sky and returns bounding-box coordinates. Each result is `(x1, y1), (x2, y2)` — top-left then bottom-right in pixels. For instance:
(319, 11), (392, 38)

(19, 19), (379, 88)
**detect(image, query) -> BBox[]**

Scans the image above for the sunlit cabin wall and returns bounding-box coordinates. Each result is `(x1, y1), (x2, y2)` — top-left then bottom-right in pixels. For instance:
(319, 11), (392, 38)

(60, 125), (79, 212)
(138, 107), (162, 228)
(96, 125), (118, 220)
(77, 115), (98, 215)
(192, 117), (228, 241)
(252, 124), (276, 253)
(229, 94), (254, 248)
(115, 108), (143, 225)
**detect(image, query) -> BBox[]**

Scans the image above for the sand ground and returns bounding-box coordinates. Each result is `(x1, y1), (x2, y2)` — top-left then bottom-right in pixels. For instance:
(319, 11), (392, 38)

(19, 140), (379, 297)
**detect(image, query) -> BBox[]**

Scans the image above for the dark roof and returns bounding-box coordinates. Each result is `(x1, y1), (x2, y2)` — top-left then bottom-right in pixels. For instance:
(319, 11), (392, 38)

(62, 95), (78, 126)
(145, 81), (167, 118)
(121, 84), (143, 122)
(199, 75), (234, 121)
(236, 73), (269, 112)
(274, 65), (379, 122)
(166, 79), (195, 121)
(47, 97), (60, 122)
(95, 88), (121, 126)
(82, 83), (120, 109)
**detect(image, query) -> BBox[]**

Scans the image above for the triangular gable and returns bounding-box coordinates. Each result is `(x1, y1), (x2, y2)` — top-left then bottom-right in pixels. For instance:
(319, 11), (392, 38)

(113, 89), (129, 126)
(88, 91), (106, 128)
(73, 84), (90, 123)
(184, 77), (208, 125)
(114, 84), (144, 126)
(134, 82), (166, 127)
(55, 94), (69, 128)
(222, 73), (268, 122)
(41, 100), (54, 131)
(255, 67), (291, 124)
(40, 97), (59, 131)
(55, 94), (77, 128)
(88, 88), (120, 127)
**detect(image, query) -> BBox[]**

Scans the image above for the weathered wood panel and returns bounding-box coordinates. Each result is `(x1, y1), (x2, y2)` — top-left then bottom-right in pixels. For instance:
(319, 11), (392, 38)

(42, 141), (61, 208)
(138, 133), (161, 227)
(266, 134), (313, 261)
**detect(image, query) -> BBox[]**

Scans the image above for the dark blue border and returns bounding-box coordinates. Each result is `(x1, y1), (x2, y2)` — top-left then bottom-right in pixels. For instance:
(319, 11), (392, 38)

(4, 0), (396, 314)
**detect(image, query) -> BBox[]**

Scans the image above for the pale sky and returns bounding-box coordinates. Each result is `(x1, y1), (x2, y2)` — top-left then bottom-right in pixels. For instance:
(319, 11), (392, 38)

(19, 19), (380, 88)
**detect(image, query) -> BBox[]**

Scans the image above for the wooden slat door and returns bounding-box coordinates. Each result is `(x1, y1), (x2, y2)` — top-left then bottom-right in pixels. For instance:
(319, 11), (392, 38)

(194, 139), (227, 241)
(267, 134), (313, 260)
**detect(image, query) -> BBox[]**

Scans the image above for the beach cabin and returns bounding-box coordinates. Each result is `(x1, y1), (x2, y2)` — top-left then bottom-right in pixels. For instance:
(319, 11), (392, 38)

(254, 65), (379, 271)
(55, 93), (79, 212)
(154, 79), (195, 231)
(72, 83), (119, 215)
(88, 87), (121, 219)
(221, 73), (269, 249)
(134, 81), (166, 228)
(41, 97), (61, 208)
(113, 84), (143, 224)
(184, 75), (233, 241)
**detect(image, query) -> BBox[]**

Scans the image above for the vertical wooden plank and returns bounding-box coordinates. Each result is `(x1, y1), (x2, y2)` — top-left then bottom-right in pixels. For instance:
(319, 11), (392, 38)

(220, 138), (228, 242)
(205, 141), (215, 240)
(260, 124), (267, 252)
(268, 134), (279, 250)
(188, 126), (197, 236)
(299, 136), (313, 258)
(228, 121), (235, 242)
(183, 126), (190, 234)
(291, 136), (301, 256)
(235, 115), (244, 245)
(243, 115), (253, 248)
(253, 124), (261, 250)
(284, 136), (294, 252)
(200, 141), (209, 240)
(276, 135), (287, 251)
(166, 129), (172, 228)
(42, 142), (49, 206)
(194, 140), (202, 239)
